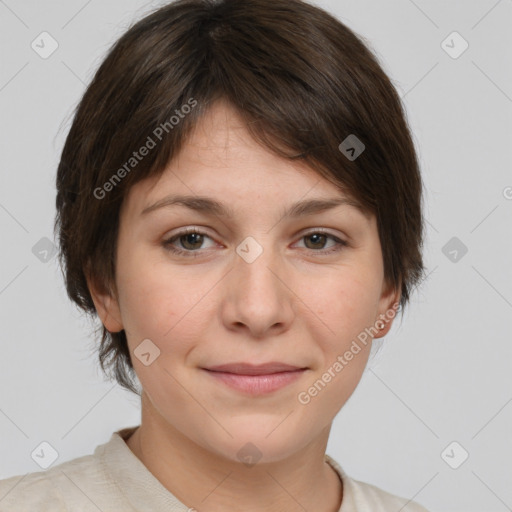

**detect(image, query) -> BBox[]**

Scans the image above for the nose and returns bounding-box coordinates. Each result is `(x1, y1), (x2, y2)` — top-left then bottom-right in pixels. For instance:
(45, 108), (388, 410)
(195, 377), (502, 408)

(220, 238), (295, 339)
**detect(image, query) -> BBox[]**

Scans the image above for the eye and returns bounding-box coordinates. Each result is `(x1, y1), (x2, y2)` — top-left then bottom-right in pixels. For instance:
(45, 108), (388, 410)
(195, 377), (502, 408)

(162, 226), (347, 258)
(294, 229), (348, 254)
(162, 227), (216, 257)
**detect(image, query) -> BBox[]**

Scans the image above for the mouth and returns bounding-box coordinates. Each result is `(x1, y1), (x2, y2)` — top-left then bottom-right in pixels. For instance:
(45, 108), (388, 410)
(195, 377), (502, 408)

(201, 362), (308, 395)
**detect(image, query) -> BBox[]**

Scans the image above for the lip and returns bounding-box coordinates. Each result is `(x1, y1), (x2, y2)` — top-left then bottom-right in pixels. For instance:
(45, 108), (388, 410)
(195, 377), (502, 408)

(205, 362), (305, 375)
(202, 362), (307, 395)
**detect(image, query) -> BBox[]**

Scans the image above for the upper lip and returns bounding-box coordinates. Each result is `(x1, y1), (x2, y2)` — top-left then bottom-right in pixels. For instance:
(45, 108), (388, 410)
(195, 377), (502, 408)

(203, 362), (306, 375)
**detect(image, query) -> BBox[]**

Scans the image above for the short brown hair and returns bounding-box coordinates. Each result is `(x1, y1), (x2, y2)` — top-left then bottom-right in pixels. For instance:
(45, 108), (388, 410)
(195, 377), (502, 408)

(54, 0), (425, 395)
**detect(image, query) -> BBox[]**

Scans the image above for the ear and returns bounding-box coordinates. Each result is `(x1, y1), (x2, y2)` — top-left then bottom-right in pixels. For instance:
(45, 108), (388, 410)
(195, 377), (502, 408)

(373, 278), (401, 339)
(85, 270), (124, 333)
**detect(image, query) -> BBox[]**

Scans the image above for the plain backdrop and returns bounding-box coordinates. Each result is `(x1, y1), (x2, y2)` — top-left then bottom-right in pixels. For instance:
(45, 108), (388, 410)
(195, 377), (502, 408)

(1, 1), (511, 511)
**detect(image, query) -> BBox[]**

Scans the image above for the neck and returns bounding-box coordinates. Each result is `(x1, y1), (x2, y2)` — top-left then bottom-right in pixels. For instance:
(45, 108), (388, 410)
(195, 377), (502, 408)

(125, 393), (343, 512)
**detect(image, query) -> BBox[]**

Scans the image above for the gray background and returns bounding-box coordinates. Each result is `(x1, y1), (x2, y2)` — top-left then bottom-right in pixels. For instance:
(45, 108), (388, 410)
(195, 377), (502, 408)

(1, 1), (511, 511)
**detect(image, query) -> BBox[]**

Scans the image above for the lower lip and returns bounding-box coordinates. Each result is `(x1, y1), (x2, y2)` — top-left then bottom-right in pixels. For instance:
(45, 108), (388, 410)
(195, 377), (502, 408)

(203, 369), (306, 395)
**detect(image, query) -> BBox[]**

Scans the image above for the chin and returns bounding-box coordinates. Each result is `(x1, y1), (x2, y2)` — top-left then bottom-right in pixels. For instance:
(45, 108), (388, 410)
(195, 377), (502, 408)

(198, 418), (311, 466)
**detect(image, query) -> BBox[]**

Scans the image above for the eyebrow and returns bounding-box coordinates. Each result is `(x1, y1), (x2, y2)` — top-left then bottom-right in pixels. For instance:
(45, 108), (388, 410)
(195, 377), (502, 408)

(140, 194), (370, 219)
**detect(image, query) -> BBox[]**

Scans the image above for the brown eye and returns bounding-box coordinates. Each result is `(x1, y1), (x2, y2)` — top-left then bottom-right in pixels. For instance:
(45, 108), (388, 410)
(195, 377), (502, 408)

(304, 233), (328, 250)
(296, 230), (348, 255)
(178, 232), (205, 250)
(163, 228), (215, 257)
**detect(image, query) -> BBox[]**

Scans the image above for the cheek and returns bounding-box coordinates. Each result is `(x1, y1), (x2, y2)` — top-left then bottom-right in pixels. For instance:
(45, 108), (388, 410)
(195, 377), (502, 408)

(115, 252), (182, 346)
(118, 276), (170, 336)
(301, 285), (375, 413)
(311, 271), (381, 343)
(117, 254), (214, 363)
(307, 273), (381, 407)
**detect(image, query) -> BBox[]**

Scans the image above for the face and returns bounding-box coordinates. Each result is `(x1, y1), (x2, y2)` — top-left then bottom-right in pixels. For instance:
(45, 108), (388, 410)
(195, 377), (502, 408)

(89, 100), (399, 464)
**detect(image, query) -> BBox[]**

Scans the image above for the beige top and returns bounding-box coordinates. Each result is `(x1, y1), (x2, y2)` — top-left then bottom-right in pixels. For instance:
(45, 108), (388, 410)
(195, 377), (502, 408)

(0, 426), (429, 511)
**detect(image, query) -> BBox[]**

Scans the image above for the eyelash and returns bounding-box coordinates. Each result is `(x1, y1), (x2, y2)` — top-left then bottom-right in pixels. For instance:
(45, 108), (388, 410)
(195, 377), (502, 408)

(162, 227), (348, 258)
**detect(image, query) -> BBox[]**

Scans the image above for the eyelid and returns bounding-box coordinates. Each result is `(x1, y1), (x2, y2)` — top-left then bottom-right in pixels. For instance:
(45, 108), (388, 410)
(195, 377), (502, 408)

(164, 226), (220, 247)
(299, 226), (345, 239)
(162, 225), (348, 257)
(163, 226), (346, 244)
(166, 225), (215, 237)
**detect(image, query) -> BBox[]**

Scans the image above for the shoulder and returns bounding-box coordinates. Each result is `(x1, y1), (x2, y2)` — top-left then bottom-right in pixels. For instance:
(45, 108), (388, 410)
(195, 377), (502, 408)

(0, 470), (65, 512)
(324, 454), (430, 512)
(0, 450), (105, 512)
(349, 477), (430, 512)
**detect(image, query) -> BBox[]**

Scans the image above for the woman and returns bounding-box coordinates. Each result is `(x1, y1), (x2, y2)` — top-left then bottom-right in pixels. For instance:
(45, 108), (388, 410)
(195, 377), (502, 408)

(0, 0), (428, 510)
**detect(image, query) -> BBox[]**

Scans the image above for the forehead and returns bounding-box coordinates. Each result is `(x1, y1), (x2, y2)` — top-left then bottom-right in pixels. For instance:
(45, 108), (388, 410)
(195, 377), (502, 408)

(121, 100), (370, 223)
(168, 99), (311, 180)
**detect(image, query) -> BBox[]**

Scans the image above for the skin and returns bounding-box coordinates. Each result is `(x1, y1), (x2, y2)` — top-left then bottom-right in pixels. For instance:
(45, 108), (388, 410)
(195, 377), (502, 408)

(87, 99), (401, 512)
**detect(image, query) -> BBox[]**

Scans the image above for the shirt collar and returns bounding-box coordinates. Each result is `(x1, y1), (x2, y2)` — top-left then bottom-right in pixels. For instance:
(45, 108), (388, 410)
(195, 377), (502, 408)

(98, 426), (354, 512)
